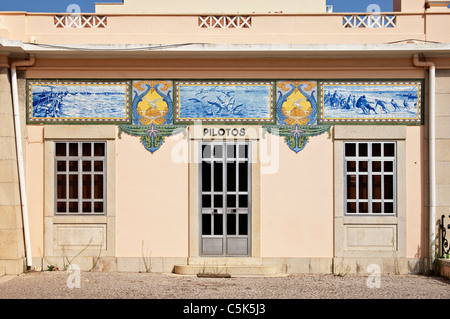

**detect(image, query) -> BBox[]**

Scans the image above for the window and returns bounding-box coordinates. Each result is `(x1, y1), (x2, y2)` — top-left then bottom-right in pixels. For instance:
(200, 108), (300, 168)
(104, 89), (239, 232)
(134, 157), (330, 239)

(55, 142), (106, 214)
(344, 141), (396, 215)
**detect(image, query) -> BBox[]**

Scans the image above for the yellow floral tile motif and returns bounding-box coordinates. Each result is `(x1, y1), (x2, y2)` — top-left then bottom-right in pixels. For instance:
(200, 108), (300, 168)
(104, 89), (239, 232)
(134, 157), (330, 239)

(276, 81), (318, 126)
(132, 80), (173, 125)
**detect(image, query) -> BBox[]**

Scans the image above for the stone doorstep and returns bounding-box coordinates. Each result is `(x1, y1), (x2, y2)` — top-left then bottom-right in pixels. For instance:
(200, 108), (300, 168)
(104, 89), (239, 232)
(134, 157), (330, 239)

(0, 267), (4, 277)
(174, 264), (280, 277)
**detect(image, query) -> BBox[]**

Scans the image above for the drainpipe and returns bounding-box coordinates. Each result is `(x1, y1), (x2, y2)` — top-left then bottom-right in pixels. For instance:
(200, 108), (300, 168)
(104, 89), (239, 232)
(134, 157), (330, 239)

(413, 54), (436, 272)
(10, 55), (35, 270)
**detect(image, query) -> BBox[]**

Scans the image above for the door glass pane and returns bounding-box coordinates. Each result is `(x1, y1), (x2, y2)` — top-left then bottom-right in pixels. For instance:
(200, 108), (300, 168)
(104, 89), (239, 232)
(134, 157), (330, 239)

(214, 195), (223, 208)
(202, 161), (211, 192)
(202, 144), (211, 158)
(227, 145), (236, 159)
(214, 162), (223, 192)
(239, 214), (248, 235)
(227, 162), (236, 192)
(213, 214), (223, 235)
(238, 144), (248, 159)
(202, 214), (211, 235)
(227, 195), (236, 208)
(227, 213), (236, 235)
(238, 195), (248, 208)
(57, 175), (67, 199)
(202, 195), (211, 208)
(213, 145), (223, 159)
(238, 162), (248, 192)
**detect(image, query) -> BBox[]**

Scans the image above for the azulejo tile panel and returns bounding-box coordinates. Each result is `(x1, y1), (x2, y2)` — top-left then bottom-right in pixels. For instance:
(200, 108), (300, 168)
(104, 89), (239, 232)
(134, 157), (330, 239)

(173, 80), (276, 124)
(27, 79), (132, 124)
(26, 78), (425, 154)
(132, 80), (173, 125)
(276, 80), (318, 126)
(318, 80), (424, 125)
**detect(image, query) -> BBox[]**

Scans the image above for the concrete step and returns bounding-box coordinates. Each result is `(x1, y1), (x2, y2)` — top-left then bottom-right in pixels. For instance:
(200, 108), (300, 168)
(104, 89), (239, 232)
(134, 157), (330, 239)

(174, 264), (283, 277)
(187, 257), (264, 266)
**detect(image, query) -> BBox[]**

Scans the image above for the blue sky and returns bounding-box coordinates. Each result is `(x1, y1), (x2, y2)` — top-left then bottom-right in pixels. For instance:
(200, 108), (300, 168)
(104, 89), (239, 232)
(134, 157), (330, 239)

(0, 0), (394, 13)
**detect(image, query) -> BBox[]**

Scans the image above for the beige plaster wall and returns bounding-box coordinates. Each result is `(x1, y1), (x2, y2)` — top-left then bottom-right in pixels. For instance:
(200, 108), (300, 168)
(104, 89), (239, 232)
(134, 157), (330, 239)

(115, 131), (189, 258)
(260, 133), (334, 258)
(405, 126), (427, 259)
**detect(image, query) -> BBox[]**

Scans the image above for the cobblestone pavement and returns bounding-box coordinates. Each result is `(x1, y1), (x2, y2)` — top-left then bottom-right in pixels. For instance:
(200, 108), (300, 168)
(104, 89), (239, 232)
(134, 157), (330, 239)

(0, 271), (449, 299)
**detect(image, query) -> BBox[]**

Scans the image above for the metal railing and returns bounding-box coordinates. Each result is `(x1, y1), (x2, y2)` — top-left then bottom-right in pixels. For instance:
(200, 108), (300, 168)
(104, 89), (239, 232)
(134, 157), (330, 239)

(54, 15), (107, 28)
(441, 215), (450, 258)
(198, 16), (252, 28)
(343, 14), (397, 28)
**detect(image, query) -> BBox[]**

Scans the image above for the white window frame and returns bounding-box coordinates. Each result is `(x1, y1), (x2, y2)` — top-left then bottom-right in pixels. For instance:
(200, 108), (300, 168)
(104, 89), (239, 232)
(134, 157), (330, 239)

(343, 141), (397, 216)
(54, 141), (107, 215)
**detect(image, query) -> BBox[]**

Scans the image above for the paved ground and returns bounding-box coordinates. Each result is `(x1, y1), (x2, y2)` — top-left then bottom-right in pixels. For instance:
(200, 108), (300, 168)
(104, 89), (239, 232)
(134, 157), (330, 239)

(0, 271), (448, 299)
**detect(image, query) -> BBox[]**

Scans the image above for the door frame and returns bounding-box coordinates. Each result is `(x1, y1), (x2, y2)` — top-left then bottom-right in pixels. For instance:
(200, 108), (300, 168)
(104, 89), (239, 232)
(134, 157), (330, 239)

(187, 125), (261, 259)
(198, 141), (252, 257)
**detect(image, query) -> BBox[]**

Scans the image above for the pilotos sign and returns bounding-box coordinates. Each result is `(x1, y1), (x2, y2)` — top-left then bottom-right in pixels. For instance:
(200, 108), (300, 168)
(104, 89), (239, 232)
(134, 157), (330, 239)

(203, 128), (246, 137)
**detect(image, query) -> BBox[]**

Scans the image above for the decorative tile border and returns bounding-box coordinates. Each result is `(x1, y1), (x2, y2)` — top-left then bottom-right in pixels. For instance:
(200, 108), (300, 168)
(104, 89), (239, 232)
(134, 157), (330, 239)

(118, 123), (186, 154)
(263, 124), (331, 154)
(318, 80), (423, 125)
(27, 79), (132, 124)
(173, 80), (276, 125)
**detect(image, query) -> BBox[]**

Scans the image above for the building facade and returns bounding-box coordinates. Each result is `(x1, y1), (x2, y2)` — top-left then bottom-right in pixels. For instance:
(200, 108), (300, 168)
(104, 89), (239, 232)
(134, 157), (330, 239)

(0, 0), (449, 276)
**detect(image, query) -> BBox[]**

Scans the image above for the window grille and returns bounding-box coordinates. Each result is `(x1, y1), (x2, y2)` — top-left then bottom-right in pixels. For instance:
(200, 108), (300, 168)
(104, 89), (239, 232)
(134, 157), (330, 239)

(55, 142), (106, 215)
(344, 141), (396, 215)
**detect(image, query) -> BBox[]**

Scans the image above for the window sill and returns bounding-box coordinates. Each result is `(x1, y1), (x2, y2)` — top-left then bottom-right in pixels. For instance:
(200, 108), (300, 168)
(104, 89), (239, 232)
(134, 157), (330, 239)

(343, 215), (398, 225)
(52, 215), (108, 224)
